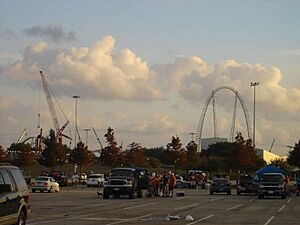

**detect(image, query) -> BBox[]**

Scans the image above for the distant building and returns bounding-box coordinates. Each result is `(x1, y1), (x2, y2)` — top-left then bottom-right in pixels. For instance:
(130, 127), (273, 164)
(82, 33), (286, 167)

(201, 137), (228, 150)
(255, 148), (286, 164)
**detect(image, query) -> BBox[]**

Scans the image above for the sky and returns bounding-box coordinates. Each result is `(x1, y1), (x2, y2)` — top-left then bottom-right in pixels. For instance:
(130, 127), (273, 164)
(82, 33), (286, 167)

(0, 0), (299, 156)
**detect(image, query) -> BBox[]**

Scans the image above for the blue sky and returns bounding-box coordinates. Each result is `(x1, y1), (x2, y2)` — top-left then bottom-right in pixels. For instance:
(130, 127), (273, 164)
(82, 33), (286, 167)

(1, 0), (300, 156)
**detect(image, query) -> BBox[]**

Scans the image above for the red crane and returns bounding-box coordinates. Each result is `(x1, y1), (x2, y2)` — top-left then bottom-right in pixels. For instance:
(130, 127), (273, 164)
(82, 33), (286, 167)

(40, 71), (71, 142)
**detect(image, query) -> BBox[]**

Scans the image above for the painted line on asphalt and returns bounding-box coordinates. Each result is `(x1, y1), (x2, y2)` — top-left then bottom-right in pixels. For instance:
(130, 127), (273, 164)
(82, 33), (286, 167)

(105, 214), (152, 225)
(175, 203), (199, 211)
(278, 205), (286, 212)
(287, 197), (292, 203)
(210, 196), (224, 202)
(123, 202), (157, 210)
(226, 204), (243, 211)
(185, 215), (214, 225)
(28, 219), (61, 225)
(264, 216), (275, 225)
(248, 198), (255, 202)
(173, 196), (190, 201)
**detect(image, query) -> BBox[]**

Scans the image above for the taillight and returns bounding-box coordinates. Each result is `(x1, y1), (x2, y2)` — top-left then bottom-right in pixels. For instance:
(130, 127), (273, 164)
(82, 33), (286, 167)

(31, 182), (36, 186)
(43, 182), (48, 186)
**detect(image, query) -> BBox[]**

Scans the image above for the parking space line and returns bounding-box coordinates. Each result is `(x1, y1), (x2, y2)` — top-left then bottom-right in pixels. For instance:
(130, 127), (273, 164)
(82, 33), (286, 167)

(248, 198), (255, 202)
(226, 204), (243, 210)
(185, 214), (214, 225)
(105, 214), (152, 225)
(123, 202), (157, 210)
(278, 205), (286, 212)
(175, 203), (198, 211)
(287, 197), (292, 203)
(264, 216), (275, 225)
(210, 196), (224, 202)
(173, 196), (190, 201)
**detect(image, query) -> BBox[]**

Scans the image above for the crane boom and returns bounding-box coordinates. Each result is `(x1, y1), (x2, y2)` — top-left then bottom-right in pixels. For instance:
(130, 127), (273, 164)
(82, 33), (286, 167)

(40, 71), (71, 140)
(92, 126), (104, 151)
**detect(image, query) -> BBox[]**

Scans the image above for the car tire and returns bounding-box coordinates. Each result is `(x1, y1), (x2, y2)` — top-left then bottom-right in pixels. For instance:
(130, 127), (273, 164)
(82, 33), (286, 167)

(129, 191), (136, 199)
(17, 209), (26, 225)
(297, 192), (299, 196)
(237, 190), (240, 195)
(137, 190), (143, 198)
(258, 194), (263, 199)
(48, 186), (52, 193)
(103, 192), (109, 199)
(227, 191), (231, 195)
(210, 191), (213, 195)
(281, 193), (286, 199)
(32, 189), (35, 193)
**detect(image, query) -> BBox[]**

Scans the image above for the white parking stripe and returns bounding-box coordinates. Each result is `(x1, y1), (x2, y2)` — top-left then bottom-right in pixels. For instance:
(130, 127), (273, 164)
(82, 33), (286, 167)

(248, 198), (255, 202)
(173, 196), (190, 201)
(105, 214), (152, 225)
(278, 205), (286, 212)
(287, 197), (292, 203)
(185, 215), (214, 225)
(123, 202), (157, 210)
(210, 196), (224, 202)
(226, 204), (243, 210)
(175, 203), (198, 211)
(264, 216), (275, 225)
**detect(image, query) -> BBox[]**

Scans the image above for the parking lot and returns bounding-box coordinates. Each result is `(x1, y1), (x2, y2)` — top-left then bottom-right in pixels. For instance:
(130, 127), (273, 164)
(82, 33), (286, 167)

(27, 187), (299, 225)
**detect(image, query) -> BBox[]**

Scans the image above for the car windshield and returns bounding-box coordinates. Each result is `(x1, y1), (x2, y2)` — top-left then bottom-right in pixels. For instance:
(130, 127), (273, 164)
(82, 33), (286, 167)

(261, 175), (283, 182)
(36, 177), (48, 181)
(239, 176), (253, 183)
(110, 169), (134, 177)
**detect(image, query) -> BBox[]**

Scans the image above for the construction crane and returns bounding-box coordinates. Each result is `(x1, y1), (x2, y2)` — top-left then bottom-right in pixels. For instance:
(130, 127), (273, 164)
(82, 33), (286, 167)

(92, 126), (104, 152)
(40, 71), (71, 142)
(16, 129), (27, 143)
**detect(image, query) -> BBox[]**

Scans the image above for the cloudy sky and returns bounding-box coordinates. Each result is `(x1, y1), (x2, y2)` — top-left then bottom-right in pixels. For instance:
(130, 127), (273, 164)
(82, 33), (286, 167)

(0, 0), (299, 156)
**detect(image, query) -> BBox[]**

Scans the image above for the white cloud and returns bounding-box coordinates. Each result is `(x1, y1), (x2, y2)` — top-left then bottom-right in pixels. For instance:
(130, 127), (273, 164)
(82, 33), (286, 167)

(0, 96), (15, 110)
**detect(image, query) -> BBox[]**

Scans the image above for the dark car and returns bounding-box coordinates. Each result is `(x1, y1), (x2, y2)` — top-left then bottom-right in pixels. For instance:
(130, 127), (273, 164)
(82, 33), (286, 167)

(210, 178), (231, 195)
(0, 164), (30, 225)
(257, 173), (287, 199)
(103, 167), (148, 199)
(237, 175), (255, 195)
(297, 178), (300, 196)
(49, 171), (68, 187)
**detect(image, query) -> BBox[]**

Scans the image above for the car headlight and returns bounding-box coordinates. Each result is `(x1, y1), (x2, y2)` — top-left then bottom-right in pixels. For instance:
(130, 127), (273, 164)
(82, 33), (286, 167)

(127, 180), (133, 185)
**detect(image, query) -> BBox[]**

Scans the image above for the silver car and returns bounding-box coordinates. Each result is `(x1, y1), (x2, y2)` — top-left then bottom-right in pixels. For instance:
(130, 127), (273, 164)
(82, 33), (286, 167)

(32, 176), (60, 193)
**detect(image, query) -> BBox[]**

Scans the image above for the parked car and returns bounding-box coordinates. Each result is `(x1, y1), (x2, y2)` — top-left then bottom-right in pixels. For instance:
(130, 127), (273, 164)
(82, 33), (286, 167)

(210, 178), (231, 195)
(87, 174), (105, 187)
(257, 173), (287, 199)
(175, 175), (185, 188)
(31, 176), (60, 193)
(0, 163), (30, 225)
(237, 175), (255, 195)
(49, 171), (68, 187)
(75, 173), (87, 184)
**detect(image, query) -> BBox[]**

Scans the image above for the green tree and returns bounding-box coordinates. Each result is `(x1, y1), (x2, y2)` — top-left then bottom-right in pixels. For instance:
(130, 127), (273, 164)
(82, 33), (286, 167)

(38, 129), (70, 170)
(287, 140), (300, 168)
(164, 136), (186, 167)
(0, 145), (6, 162)
(186, 141), (201, 169)
(69, 141), (95, 177)
(124, 142), (146, 167)
(270, 158), (293, 172)
(99, 127), (123, 168)
(7, 143), (35, 175)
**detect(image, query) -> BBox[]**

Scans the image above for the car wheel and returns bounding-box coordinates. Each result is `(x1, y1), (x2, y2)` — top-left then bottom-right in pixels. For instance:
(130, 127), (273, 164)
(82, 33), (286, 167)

(137, 190), (143, 198)
(103, 192), (109, 199)
(87, 185), (90, 187)
(258, 194), (263, 199)
(297, 192), (299, 196)
(281, 193), (286, 199)
(210, 191), (213, 195)
(17, 209), (26, 225)
(237, 190), (240, 195)
(227, 191), (231, 195)
(32, 189), (35, 193)
(129, 191), (136, 199)
(48, 186), (52, 193)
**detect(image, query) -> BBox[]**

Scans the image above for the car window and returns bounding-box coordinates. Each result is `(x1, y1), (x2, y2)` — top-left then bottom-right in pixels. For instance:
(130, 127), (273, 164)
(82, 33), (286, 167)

(0, 170), (5, 184)
(36, 177), (49, 181)
(10, 169), (27, 190)
(1, 169), (17, 191)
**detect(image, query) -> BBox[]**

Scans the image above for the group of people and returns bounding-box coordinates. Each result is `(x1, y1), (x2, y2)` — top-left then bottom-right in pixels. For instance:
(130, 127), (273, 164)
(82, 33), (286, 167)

(147, 171), (177, 197)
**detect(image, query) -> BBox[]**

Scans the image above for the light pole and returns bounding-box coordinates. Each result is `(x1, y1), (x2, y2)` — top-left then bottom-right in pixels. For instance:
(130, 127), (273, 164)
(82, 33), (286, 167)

(250, 82), (259, 148)
(84, 128), (90, 146)
(73, 95), (80, 146)
(189, 132), (195, 142)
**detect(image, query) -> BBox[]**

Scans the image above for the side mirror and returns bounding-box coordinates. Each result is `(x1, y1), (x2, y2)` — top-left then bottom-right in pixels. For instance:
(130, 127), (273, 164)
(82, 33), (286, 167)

(0, 184), (12, 193)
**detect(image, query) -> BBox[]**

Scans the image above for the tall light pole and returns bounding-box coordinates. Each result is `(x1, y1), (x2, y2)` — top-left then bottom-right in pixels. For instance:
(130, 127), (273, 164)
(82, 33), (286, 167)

(250, 82), (259, 148)
(84, 128), (90, 146)
(73, 95), (80, 146)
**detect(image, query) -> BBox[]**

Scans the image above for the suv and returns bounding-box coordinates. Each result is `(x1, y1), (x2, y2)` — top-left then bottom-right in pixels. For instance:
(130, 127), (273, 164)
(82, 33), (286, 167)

(87, 174), (105, 187)
(237, 175), (255, 195)
(258, 173), (287, 199)
(103, 167), (148, 199)
(0, 164), (30, 225)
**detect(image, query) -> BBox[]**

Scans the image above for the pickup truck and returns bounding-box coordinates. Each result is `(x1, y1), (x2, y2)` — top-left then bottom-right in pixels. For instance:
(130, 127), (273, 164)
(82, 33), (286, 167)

(103, 167), (148, 199)
(257, 173), (287, 199)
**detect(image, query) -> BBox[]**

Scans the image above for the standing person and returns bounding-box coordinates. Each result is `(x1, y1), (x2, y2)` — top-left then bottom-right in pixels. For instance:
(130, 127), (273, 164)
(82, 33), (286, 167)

(169, 172), (176, 197)
(162, 171), (170, 197)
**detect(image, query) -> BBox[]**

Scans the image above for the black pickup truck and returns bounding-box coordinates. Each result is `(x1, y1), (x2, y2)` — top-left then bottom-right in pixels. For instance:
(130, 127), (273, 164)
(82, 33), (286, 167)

(257, 173), (287, 199)
(103, 167), (148, 199)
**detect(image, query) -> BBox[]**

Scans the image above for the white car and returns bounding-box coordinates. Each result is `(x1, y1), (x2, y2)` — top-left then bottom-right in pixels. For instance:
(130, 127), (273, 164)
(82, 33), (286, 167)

(87, 174), (105, 187)
(32, 176), (60, 193)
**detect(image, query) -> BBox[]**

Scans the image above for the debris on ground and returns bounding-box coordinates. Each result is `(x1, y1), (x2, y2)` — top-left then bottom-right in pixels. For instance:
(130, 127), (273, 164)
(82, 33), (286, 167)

(185, 215), (194, 222)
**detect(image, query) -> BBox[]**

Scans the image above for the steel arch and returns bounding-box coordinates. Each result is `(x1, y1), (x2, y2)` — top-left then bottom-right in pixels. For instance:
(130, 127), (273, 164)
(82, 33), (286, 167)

(195, 86), (252, 151)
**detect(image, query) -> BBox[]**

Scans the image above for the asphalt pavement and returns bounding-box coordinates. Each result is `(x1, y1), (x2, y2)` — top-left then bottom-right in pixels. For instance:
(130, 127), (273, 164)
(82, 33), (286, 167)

(27, 187), (300, 225)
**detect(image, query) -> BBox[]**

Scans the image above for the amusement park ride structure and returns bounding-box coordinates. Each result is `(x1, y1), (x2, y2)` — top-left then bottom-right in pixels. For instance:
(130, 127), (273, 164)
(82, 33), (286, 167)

(195, 86), (253, 151)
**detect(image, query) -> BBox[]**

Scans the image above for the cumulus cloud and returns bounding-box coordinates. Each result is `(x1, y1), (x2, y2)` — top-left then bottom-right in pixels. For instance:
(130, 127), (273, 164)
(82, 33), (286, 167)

(0, 96), (15, 111)
(1, 36), (164, 101)
(22, 24), (77, 42)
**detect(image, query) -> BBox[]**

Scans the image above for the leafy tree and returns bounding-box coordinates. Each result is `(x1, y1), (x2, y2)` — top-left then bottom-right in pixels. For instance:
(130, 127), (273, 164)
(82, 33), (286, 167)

(124, 142), (146, 167)
(0, 145), (6, 162)
(69, 142), (95, 177)
(287, 140), (300, 168)
(270, 158), (293, 172)
(38, 129), (70, 170)
(164, 136), (186, 166)
(7, 143), (35, 175)
(186, 141), (201, 169)
(99, 127), (123, 168)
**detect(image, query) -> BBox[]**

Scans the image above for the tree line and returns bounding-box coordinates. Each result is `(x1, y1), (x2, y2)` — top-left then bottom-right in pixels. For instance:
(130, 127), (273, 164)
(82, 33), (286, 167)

(0, 127), (299, 175)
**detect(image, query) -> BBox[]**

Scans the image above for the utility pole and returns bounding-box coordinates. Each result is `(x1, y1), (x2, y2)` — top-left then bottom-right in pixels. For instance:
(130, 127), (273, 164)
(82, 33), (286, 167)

(73, 95), (80, 146)
(250, 82), (259, 148)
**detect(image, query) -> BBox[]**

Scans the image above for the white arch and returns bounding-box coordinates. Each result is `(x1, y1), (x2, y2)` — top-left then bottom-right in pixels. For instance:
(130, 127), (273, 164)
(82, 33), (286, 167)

(195, 86), (252, 151)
